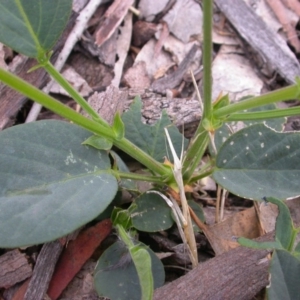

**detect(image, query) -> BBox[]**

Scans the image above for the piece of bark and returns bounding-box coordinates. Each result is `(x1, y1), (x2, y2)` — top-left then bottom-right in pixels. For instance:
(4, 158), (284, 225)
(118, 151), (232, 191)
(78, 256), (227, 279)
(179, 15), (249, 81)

(153, 233), (273, 300)
(95, 0), (134, 47)
(0, 250), (32, 289)
(0, 12), (77, 131)
(124, 88), (202, 128)
(215, 0), (300, 84)
(23, 241), (64, 300)
(86, 85), (127, 124)
(151, 44), (199, 93)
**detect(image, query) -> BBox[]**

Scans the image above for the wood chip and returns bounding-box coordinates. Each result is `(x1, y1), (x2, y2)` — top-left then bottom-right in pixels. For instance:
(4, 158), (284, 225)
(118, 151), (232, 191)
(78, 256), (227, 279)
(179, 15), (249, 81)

(24, 241), (64, 300)
(0, 250), (32, 289)
(85, 84), (127, 124)
(215, 0), (300, 84)
(153, 235), (270, 300)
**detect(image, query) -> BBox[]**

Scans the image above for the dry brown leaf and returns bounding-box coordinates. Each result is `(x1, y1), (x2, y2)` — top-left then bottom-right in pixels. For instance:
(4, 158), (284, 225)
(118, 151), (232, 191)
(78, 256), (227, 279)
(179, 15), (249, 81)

(255, 201), (278, 234)
(212, 44), (263, 102)
(47, 220), (112, 300)
(163, 0), (202, 43)
(205, 207), (263, 255)
(138, 0), (169, 22)
(132, 20), (158, 47)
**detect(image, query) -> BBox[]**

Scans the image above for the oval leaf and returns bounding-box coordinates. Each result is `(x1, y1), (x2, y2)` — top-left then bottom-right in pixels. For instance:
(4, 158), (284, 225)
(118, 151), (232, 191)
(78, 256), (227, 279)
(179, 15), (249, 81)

(267, 250), (300, 300)
(94, 240), (165, 300)
(0, 0), (72, 57)
(213, 124), (300, 200)
(0, 120), (117, 247)
(131, 192), (174, 232)
(212, 103), (285, 154)
(265, 197), (293, 250)
(82, 135), (113, 150)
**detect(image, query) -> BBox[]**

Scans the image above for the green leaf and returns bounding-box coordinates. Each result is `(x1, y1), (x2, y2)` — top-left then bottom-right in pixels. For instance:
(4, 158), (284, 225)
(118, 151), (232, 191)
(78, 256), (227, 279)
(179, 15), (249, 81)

(130, 246), (153, 300)
(243, 103), (286, 132)
(110, 151), (138, 191)
(131, 192), (174, 232)
(112, 112), (125, 140)
(294, 241), (300, 253)
(267, 249), (300, 300)
(82, 135), (113, 150)
(238, 237), (282, 250)
(0, 120), (117, 247)
(293, 241), (300, 260)
(213, 94), (230, 111)
(265, 197), (294, 250)
(213, 124), (300, 200)
(94, 240), (164, 300)
(111, 207), (134, 230)
(0, 0), (72, 58)
(188, 200), (205, 232)
(116, 225), (153, 300)
(122, 96), (188, 162)
(212, 103), (285, 154)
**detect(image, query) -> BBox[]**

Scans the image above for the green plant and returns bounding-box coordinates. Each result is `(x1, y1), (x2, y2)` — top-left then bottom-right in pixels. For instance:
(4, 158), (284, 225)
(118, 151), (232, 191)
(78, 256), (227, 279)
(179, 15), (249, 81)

(1, 0), (300, 298)
(238, 197), (300, 299)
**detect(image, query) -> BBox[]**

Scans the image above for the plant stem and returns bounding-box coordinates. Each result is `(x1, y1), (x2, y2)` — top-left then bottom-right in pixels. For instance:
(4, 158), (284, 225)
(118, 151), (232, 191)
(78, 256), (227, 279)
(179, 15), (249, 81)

(182, 126), (209, 180)
(288, 228), (298, 252)
(189, 167), (214, 184)
(213, 84), (300, 118)
(202, 0), (213, 119)
(182, 0), (213, 180)
(113, 138), (172, 178)
(0, 68), (115, 137)
(0, 68), (170, 177)
(42, 61), (109, 127)
(226, 106), (300, 121)
(111, 170), (165, 183)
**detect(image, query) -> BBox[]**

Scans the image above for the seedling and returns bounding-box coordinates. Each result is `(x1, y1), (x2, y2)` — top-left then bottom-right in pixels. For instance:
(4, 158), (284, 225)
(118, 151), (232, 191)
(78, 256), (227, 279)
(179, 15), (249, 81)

(1, 0), (300, 299)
